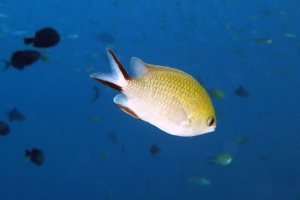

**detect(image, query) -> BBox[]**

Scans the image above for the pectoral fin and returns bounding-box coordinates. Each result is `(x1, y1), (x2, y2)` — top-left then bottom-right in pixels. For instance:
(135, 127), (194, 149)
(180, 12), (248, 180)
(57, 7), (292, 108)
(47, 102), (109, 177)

(167, 97), (191, 127)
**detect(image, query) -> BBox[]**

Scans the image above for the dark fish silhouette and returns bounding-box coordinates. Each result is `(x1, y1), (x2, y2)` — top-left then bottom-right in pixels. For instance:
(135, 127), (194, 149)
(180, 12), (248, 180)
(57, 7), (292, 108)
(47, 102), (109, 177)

(97, 32), (115, 45)
(150, 144), (160, 156)
(7, 108), (26, 122)
(24, 27), (60, 48)
(108, 132), (118, 143)
(1, 50), (41, 71)
(92, 86), (100, 102)
(0, 121), (10, 136)
(234, 86), (249, 97)
(120, 145), (125, 154)
(25, 148), (44, 166)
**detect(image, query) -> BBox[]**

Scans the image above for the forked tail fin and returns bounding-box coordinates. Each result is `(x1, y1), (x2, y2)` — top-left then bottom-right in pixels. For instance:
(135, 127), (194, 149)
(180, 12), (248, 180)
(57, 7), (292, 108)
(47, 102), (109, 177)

(90, 48), (131, 92)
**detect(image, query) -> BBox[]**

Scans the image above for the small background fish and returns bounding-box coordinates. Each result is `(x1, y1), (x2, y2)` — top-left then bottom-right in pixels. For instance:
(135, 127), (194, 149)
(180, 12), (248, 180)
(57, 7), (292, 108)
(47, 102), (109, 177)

(6, 108), (26, 122)
(24, 27), (60, 48)
(25, 148), (44, 166)
(0, 121), (10, 135)
(1, 50), (41, 70)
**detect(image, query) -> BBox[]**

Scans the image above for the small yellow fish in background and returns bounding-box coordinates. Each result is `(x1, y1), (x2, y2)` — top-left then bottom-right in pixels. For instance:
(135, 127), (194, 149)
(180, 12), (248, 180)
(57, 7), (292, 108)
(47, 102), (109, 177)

(209, 153), (232, 166)
(90, 49), (216, 136)
(101, 151), (109, 159)
(236, 136), (248, 146)
(40, 55), (50, 63)
(209, 89), (226, 99)
(284, 33), (296, 39)
(186, 175), (211, 186)
(89, 116), (100, 123)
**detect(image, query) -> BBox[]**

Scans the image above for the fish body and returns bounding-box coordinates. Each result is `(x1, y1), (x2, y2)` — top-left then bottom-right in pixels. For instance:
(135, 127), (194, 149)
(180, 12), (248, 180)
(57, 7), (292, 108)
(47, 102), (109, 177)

(92, 86), (100, 102)
(235, 86), (249, 97)
(150, 144), (160, 155)
(90, 49), (216, 136)
(209, 153), (232, 166)
(0, 121), (10, 136)
(186, 175), (211, 186)
(6, 108), (26, 121)
(254, 38), (273, 44)
(236, 136), (248, 146)
(24, 27), (60, 48)
(1, 50), (41, 70)
(108, 132), (118, 143)
(97, 32), (115, 45)
(25, 148), (44, 166)
(209, 89), (226, 99)
(89, 116), (100, 123)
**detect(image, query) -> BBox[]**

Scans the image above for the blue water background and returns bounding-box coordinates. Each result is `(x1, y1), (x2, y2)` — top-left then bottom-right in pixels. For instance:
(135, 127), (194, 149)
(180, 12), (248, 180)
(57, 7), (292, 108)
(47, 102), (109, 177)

(0, 0), (299, 199)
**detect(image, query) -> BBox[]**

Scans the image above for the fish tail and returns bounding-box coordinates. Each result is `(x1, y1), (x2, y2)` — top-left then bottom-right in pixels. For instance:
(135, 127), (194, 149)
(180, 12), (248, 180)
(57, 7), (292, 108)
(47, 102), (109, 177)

(1, 60), (11, 71)
(24, 37), (35, 45)
(90, 48), (131, 92)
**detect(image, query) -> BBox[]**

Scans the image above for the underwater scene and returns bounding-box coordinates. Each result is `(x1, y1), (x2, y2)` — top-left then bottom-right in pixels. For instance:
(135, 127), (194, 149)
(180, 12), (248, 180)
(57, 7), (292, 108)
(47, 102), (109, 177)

(0, 0), (299, 199)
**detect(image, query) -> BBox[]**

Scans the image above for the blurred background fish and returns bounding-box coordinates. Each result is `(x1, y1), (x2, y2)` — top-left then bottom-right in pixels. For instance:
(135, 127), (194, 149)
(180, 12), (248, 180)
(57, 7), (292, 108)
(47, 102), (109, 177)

(0, 121), (9, 136)
(208, 153), (232, 166)
(209, 89), (226, 99)
(97, 32), (115, 46)
(235, 86), (249, 97)
(6, 108), (26, 122)
(1, 50), (41, 71)
(236, 136), (248, 146)
(24, 27), (60, 48)
(25, 148), (44, 166)
(185, 174), (211, 186)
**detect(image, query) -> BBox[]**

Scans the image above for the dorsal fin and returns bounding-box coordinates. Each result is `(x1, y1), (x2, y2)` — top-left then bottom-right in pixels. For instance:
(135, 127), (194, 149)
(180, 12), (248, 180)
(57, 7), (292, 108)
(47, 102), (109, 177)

(107, 48), (131, 81)
(130, 57), (149, 78)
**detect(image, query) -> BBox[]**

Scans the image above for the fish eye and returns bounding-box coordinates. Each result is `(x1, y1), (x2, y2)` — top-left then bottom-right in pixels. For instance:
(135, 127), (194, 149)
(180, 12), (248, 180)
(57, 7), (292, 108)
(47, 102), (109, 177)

(207, 116), (215, 126)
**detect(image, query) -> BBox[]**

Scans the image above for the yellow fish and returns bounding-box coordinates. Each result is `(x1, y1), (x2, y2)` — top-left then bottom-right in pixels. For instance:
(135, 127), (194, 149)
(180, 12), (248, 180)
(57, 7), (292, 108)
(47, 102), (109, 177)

(209, 89), (226, 99)
(209, 153), (232, 166)
(186, 175), (211, 186)
(89, 116), (100, 123)
(236, 136), (248, 146)
(90, 49), (216, 136)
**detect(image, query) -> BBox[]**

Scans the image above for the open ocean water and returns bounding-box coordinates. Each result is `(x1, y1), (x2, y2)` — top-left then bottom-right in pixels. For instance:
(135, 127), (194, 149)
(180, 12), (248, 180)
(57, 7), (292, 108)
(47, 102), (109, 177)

(0, 0), (299, 199)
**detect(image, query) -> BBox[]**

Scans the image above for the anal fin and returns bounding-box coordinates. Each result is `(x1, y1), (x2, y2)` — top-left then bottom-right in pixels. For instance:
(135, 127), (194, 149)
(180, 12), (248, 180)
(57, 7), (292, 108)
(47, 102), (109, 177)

(114, 94), (140, 119)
